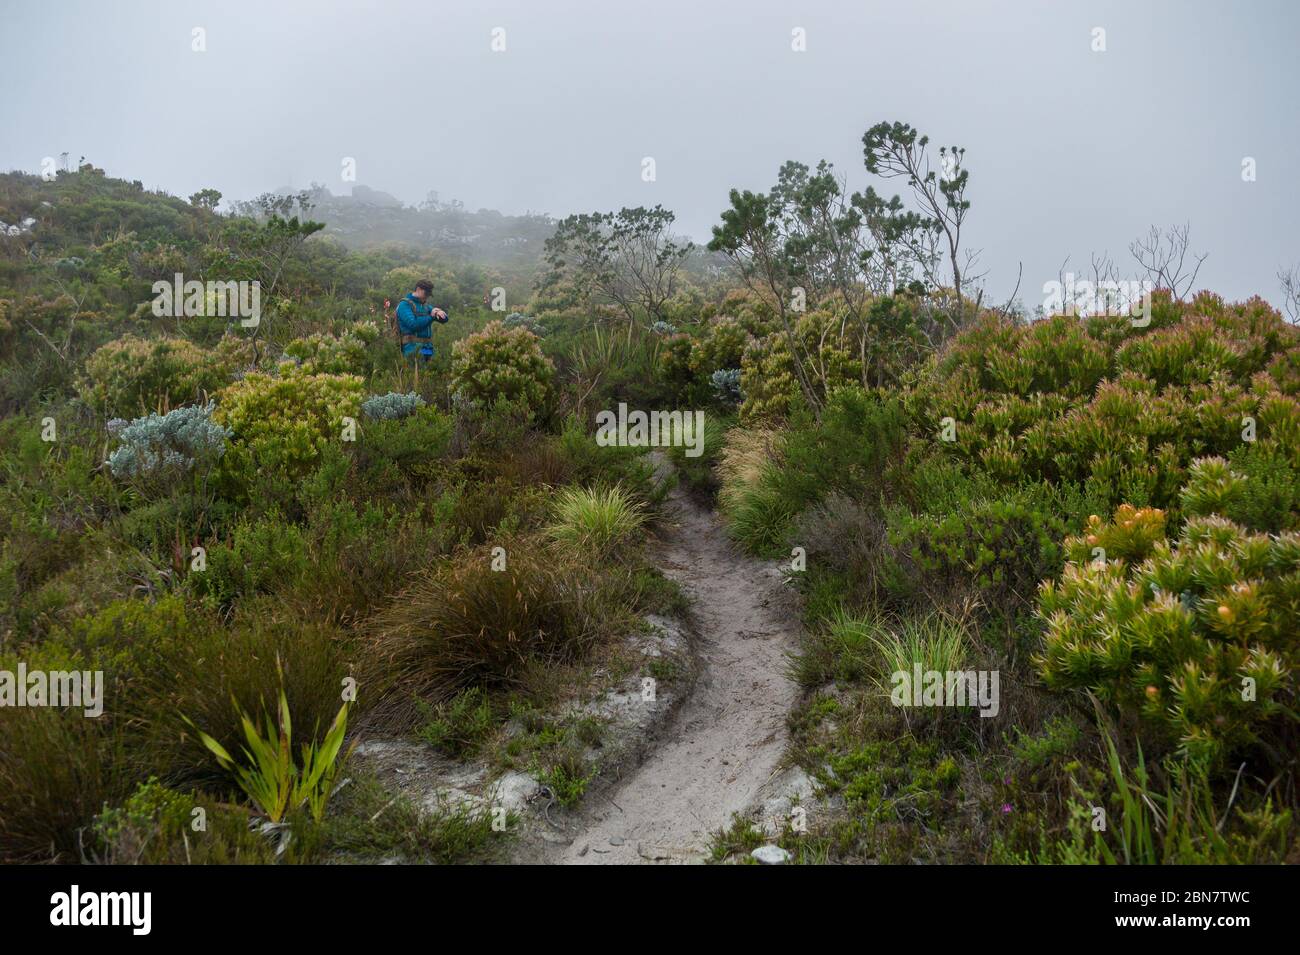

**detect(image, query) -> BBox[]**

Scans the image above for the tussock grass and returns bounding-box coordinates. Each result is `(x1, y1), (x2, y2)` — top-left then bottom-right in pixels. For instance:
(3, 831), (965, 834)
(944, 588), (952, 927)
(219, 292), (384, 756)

(716, 425), (783, 502)
(716, 425), (795, 555)
(797, 607), (972, 695)
(0, 704), (131, 863)
(856, 612), (969, 690)
(546, 483), (646, 557)
(141, 608), (352, 790)
(362, 539), (614, 730)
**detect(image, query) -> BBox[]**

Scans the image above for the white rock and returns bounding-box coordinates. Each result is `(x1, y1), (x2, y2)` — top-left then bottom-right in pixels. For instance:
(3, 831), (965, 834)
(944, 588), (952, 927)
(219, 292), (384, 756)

(492, 771), (540, 812)
(421, 786), (483, 815)
(637, 842), (674, 861)
(751, 845), (791, 865)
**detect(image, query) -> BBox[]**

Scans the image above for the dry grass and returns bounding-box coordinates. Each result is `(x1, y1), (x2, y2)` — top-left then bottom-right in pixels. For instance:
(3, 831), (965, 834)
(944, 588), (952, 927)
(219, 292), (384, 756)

(715, 425), (784, 510)
(360, 538), (616, 731)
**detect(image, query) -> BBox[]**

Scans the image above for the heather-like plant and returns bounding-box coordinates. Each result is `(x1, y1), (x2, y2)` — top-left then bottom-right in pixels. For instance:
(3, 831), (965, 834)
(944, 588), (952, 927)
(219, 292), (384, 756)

(213, 369), (363, 490)
(739, 310), (863, 420)
(889, 493), (1065, 608)
(450, 320), (554, 412)
(916, 291), (1300, 513)
(691, 316), (749, 379)
(82, 335), (229, 414)
(1037, 458), (1297, 764)
(281, 321), (378, 375)
(106, 401), (229, 483)
(362, 391), (426, 421)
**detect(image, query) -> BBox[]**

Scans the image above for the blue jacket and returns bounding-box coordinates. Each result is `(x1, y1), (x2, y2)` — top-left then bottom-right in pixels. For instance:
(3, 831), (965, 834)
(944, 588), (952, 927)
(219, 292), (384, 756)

(396, 293), (447, 356)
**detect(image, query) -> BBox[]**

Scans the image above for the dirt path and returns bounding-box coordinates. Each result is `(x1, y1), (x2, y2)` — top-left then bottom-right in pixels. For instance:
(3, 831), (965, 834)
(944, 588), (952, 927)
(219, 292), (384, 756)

(554, 482), (799, 864)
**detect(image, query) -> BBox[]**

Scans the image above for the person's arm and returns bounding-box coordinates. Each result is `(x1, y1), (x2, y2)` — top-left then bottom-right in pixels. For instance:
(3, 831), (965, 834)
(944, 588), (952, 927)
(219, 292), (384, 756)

(432, 307), (449, 324)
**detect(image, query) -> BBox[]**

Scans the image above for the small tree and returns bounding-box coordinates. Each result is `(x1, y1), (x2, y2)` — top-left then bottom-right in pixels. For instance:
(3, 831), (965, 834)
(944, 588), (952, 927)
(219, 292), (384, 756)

(709, 186), (822, 413)
(188, 188), (222, 212)
(1277, 264), (1300, 325)
(1128, 223), (1207, 301)
(541, 205), (692, 332)
(709, 149), (950, 412)
(211, 191), (324, 359)
(862, 121), (971, 310)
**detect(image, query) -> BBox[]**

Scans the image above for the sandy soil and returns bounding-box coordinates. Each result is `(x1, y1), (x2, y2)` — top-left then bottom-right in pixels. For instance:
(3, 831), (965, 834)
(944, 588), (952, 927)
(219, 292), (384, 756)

(552, 482), (799, 864)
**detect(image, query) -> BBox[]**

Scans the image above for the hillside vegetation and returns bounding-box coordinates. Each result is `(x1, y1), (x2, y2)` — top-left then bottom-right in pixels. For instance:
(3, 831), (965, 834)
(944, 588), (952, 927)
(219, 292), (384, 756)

(1, 131), (1296, 865)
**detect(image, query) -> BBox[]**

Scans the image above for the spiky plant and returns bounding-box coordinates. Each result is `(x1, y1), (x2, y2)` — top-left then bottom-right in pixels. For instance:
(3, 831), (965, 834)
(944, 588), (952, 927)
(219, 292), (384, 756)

(546, 483), (646, 557)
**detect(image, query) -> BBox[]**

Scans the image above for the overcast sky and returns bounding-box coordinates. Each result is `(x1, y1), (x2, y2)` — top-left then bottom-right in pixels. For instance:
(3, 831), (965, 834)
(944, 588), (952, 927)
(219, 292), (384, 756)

(2, 0), (1297, 308)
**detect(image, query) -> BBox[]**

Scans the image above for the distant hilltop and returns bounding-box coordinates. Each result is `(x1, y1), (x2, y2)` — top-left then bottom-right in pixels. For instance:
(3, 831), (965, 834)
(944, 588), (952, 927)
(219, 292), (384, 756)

(253, 182), (554, 265)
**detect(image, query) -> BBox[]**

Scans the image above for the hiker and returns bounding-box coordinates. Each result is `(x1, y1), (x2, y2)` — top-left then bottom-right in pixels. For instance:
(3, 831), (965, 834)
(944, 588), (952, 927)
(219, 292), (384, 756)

(396, 279), (449, 360)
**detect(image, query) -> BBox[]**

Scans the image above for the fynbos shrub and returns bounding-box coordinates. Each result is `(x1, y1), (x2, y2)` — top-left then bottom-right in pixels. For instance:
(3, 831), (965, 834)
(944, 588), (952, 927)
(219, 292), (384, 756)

(281, 321), (379, 375)
(450, 320), (554, 411)
(82, 336), (229, 415)
(214, 370), (363, 491)
(1036, 459), (1297, 765)
(362, 391), (426, 421)
(106, 402), (229, 483)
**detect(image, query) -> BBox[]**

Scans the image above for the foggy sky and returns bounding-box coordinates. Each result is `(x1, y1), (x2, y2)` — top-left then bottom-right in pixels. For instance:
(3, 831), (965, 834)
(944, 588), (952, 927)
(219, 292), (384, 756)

(2, 0), (1297, 309)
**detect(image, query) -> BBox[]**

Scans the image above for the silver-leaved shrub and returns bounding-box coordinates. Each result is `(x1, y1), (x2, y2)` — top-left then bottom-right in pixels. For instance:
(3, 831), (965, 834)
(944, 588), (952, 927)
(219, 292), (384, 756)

(107, 401), (230, 481)
(362, 391), (426, 421)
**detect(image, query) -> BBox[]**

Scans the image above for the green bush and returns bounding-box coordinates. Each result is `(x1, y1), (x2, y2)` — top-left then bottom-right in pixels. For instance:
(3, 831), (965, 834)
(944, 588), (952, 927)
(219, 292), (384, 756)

(888, 490), (1066, 610)
(362, 391), (425, 421)
(105, 401), (229, 487)
(297, 496), (447, 619)
(90, 777), (293, 864)
(191, 514), (310, 608)
(913, 292), (1300, 515)
(1037, 458), (1298, 765)
(353, 405), (452, 497)
(417, 687), (496, 759)
(81, 335), (231, 415)
(740, 310), (863, 421)
(555, 414), (663, 503)
(770, 388), (907, 511)
(281, 320), (379, 376)
(56, 594), (192, 697)
(450, 320), (554, 412)
(213, 369), (363, 494)
(1224, 443), (1300, 533)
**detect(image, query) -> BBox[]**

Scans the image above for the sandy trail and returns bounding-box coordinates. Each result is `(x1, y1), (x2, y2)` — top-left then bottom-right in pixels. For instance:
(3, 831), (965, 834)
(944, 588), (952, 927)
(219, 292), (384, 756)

(555, 482), (798, 864)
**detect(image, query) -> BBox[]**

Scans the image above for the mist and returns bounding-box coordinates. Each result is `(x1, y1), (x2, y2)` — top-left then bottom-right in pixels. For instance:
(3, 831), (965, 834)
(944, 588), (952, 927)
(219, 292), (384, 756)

(2, 0), (1297, 304)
